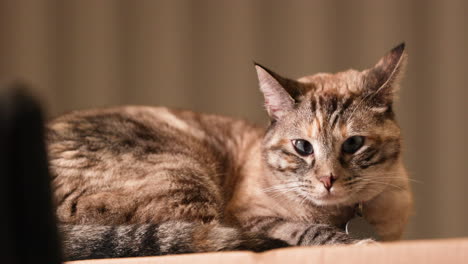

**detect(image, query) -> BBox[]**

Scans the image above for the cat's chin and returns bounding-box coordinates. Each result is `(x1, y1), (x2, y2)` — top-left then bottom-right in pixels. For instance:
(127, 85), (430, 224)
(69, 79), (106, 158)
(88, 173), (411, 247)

(310, 194), (355, 207)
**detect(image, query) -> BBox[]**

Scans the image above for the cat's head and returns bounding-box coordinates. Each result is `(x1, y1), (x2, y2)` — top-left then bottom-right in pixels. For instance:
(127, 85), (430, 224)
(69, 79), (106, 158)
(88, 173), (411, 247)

(256, 43), (407, 206)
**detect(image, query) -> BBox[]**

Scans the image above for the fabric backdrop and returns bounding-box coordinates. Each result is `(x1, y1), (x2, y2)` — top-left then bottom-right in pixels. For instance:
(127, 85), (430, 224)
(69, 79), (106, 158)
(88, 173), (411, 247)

(1, 0), (467, 240)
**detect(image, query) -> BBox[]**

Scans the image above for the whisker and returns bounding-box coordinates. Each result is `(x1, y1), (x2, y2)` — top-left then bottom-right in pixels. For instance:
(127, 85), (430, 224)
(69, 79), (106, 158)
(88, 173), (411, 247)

(262, 185), (304, 193)
(263, 186), (307, 197)
(262, 181), (303, 191)
(358, 177), (421, 185)
(347, 179), (406, 191)
(347, 76), (391, 121)
(353, 173), (422, 184)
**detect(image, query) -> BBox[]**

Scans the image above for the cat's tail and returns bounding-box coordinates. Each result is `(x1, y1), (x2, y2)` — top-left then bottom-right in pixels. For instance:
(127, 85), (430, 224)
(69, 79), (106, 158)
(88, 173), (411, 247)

(59, 221), (289, 261)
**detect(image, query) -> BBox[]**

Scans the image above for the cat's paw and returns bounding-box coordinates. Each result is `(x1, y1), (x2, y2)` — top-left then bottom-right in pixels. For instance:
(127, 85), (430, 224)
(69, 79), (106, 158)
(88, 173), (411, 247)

(352, 239), (378, 245)
(238, 235), (290, 252)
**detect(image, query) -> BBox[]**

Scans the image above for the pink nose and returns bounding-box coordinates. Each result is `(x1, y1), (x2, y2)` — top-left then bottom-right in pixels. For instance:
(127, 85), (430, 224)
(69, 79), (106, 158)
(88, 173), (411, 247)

(318, 175), (335, 191)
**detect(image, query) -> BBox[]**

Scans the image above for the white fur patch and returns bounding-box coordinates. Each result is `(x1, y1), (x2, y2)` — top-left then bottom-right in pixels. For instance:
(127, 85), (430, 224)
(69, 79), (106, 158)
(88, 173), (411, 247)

(156, 108), (206, 140)
(370, 106), (388, 113)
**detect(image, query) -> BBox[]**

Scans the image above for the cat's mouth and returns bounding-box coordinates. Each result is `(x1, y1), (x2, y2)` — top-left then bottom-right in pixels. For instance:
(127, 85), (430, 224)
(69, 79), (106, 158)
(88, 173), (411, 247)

(310, 191), (352, 206)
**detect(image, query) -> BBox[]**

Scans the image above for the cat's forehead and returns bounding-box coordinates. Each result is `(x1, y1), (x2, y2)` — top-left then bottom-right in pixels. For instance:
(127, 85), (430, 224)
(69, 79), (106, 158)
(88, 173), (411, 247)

(298, 69), (365, 95)
(285, 80), (389, 139)
(292, 98), (356, 139)
(293, 70), (371, 129)
(283, 98), (391, 145)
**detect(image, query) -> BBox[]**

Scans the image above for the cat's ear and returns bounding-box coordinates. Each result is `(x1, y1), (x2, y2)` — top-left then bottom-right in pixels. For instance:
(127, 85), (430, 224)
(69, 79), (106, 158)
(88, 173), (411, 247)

(364, 42), (407, 104)
(254, 63), (302, 120)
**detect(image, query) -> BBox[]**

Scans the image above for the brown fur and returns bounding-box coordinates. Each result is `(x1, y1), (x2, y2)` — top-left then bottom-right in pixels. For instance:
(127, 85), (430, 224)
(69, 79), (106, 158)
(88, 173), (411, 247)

(49, 44), (412, 260)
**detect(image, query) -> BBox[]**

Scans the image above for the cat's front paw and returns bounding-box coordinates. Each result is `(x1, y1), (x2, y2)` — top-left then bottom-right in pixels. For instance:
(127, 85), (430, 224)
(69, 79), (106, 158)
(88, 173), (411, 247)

(352, 239), (378, 246)
(238, 235), (290, 252)
(297, 224), (354, 246)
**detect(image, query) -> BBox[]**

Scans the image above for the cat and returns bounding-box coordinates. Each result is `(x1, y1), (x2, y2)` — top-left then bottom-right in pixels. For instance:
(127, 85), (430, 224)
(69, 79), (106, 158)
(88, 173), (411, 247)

(47, 43), (412, 261)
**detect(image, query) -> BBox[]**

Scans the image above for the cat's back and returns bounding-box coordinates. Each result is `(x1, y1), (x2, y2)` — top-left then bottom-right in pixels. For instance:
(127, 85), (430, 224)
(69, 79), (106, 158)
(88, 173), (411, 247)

(47, 106), (262, 225)
(48, 106), (214, 159)
(47, 106), (259, 159)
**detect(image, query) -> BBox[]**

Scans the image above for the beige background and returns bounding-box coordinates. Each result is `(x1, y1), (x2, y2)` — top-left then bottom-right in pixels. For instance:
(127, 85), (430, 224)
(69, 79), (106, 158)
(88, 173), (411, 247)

(0, 0), (467, 240)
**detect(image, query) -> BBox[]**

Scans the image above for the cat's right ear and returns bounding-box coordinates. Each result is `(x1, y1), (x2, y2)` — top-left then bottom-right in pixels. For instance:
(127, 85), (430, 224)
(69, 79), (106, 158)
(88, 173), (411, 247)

(254, 63), (295, 120)
(364, 43), (408, 103)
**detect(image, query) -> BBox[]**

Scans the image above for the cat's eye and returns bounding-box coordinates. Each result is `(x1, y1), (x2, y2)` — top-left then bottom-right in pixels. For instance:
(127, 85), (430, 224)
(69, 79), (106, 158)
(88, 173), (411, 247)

(342, 136), (365, 154)
(292, 139), (314, 156)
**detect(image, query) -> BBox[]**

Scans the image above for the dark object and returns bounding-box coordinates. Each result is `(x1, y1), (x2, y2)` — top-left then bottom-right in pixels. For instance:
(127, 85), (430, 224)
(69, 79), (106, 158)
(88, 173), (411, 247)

(0, 83), (62, 264)
(345, 204), (380, 241)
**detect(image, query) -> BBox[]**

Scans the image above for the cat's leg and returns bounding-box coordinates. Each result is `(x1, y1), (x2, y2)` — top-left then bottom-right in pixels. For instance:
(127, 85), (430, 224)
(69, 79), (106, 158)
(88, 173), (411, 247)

(242, 216), (356, 246)
(363, 186), (412, 241)
(56, 168), (224, 224)
(56, 166), (288, 260)
(60, 222), (289, 261)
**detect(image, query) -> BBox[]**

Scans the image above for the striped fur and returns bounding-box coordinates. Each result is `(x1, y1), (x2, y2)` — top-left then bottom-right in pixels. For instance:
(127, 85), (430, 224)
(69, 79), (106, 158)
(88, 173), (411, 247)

(60, 222), (288, 261)
(48, 44), (412, 260)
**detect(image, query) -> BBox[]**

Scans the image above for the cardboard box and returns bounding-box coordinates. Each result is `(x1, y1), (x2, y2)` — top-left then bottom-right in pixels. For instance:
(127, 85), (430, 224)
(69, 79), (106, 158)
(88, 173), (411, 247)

(69, 238), (468, 264)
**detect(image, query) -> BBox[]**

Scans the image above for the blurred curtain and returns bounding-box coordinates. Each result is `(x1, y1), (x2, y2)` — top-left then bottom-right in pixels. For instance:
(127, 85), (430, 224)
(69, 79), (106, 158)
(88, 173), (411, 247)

(0, 0), (467, 240)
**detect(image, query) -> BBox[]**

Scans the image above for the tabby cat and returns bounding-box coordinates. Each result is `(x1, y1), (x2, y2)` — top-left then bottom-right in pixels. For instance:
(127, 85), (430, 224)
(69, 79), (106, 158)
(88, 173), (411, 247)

(48, 43), (412, 261)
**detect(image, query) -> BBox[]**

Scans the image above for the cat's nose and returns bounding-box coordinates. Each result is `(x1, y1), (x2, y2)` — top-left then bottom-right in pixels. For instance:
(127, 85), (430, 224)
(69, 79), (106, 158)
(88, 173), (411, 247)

(318, 174), (336, 191)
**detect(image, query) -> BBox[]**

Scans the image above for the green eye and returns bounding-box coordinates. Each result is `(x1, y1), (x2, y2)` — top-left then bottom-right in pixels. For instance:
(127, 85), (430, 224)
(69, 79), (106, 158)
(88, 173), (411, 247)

(292, 139), (314, 156)
(342, 136), (365, 154)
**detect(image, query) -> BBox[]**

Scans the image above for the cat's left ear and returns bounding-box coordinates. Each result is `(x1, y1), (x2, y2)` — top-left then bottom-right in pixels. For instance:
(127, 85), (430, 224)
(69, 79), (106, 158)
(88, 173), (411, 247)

(364, 42), (408, 104)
